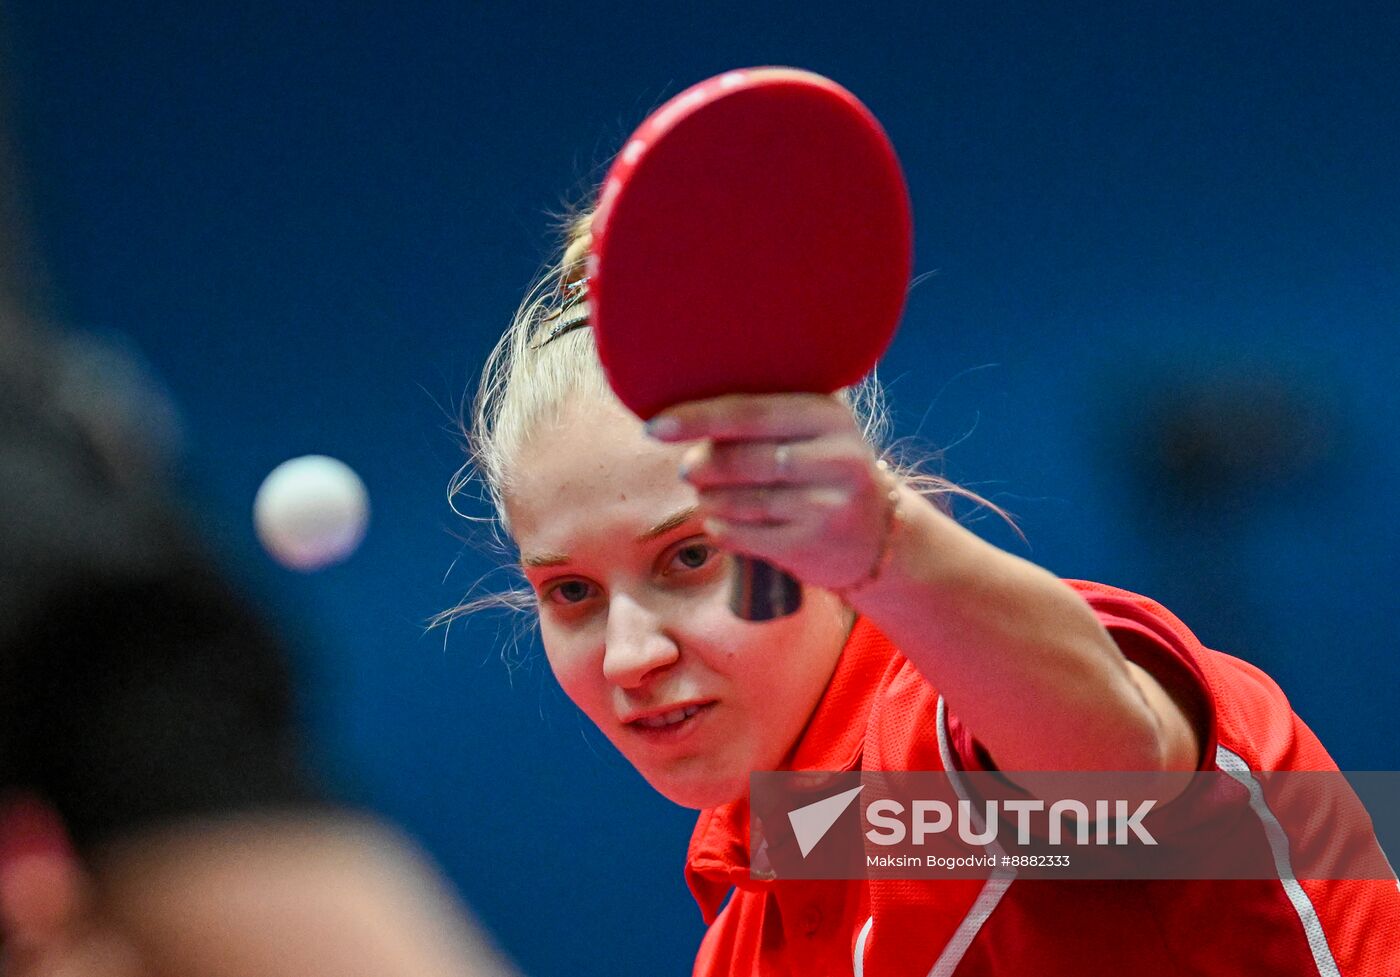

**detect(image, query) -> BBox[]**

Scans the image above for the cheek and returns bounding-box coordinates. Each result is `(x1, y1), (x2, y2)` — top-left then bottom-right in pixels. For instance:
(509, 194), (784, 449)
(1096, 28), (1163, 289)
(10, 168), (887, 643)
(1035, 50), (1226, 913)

(540, 627), (602, 708)
(724, 607), (846, 709)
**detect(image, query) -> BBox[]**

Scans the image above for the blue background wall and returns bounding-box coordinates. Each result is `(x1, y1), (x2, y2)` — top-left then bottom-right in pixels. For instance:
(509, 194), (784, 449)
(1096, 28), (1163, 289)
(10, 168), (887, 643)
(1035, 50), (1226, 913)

(6, 3), (1397, 973)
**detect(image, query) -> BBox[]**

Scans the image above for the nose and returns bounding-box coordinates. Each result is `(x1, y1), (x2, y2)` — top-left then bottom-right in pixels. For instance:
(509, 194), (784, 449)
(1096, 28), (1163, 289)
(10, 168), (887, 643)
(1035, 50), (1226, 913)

(602, 591), (680, 688)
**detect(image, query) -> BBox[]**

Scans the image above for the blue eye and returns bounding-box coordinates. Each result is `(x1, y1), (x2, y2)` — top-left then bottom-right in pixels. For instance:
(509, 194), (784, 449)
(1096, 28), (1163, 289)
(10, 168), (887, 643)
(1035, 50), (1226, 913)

(670, 541), (716, 573)
(546, 579), (596, 605)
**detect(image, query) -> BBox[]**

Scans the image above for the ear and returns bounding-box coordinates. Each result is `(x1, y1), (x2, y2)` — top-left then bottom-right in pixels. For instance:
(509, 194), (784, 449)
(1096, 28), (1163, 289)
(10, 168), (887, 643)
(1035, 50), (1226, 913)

(0, 795), (86, 947)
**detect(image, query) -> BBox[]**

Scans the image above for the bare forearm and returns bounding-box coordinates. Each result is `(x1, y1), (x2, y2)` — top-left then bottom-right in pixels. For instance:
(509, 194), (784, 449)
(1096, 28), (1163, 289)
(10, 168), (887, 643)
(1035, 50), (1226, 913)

(845, 486), (1167, 771)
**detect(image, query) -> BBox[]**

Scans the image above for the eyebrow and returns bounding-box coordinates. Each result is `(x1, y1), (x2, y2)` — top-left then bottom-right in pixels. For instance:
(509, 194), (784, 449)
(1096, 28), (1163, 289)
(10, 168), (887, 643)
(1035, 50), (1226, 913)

(520, 505), (701, 569)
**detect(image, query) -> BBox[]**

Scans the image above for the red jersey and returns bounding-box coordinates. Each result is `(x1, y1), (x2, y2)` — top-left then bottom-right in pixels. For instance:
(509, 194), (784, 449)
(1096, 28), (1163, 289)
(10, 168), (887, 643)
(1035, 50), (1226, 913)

(687, 581), (1400, 976)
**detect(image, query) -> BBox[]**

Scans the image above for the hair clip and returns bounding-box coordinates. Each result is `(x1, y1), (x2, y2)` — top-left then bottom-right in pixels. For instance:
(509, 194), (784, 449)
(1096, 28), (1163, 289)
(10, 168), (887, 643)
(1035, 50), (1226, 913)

(533, 276), (592, 348)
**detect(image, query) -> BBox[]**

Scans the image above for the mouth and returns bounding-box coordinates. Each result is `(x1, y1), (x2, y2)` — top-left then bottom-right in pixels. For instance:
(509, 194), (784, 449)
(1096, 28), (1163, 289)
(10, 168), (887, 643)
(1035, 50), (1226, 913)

(624, 701), (716, 742)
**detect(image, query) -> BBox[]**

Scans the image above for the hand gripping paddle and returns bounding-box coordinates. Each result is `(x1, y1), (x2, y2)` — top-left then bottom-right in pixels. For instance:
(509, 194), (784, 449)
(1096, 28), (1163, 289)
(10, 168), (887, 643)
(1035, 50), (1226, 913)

(589, 67), (913, 621)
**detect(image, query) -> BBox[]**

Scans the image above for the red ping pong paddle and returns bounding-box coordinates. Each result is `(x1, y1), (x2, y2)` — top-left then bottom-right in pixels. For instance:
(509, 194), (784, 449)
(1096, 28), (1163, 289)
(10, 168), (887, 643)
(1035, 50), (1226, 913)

(589, 67), (913, 621)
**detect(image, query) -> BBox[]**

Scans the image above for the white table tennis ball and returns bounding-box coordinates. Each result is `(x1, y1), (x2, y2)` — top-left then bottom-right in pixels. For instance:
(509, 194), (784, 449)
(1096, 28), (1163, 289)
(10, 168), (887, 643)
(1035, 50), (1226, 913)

(254, 455), (369, 571)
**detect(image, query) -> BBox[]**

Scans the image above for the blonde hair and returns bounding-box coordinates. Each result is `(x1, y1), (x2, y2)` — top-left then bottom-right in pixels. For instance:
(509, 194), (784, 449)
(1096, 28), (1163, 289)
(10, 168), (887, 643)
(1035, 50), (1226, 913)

(437, 202), (1010, 639)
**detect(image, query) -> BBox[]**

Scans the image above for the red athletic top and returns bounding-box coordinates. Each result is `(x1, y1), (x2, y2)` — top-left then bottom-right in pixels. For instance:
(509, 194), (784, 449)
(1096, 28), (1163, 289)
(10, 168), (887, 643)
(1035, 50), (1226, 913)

(687, 581), (1400, 976)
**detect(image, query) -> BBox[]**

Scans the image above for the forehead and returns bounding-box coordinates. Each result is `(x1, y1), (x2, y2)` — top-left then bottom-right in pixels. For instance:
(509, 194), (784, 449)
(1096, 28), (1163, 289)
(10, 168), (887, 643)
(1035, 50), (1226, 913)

(504, 397), (692, 555)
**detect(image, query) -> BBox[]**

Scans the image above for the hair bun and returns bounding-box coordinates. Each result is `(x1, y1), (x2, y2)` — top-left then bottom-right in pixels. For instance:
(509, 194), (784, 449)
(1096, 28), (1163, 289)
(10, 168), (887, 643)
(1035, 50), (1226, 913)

(560, 217), (593, 287)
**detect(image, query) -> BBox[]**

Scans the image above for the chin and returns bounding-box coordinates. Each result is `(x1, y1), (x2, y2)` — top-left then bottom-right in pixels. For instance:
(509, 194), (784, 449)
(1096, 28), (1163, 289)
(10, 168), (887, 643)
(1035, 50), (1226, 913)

(649, 770), (749, 811)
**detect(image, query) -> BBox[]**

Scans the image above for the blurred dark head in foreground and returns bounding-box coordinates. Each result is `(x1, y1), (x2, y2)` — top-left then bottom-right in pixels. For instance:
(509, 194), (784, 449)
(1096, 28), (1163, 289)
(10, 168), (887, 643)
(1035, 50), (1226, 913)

(0, 318), (315, 852)
(0, 47), (517, 974)
(0, 323), (518, 977)
(0, 301), (521, 977)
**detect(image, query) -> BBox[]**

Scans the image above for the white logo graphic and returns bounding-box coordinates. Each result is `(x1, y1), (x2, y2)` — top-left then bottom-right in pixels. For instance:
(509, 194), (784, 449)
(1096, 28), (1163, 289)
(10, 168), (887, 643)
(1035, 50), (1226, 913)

(788, 785), (866, 857)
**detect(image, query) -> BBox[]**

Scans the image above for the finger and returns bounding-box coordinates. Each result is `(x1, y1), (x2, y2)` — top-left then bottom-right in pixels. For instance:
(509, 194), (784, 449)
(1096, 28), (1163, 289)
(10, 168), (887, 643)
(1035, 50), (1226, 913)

(703, 516), (879, 592)
(646, 393), (851, 443)
(702, 516), (812, 557)
(698, 485), (848, 525)
(682, 436), (872, 489)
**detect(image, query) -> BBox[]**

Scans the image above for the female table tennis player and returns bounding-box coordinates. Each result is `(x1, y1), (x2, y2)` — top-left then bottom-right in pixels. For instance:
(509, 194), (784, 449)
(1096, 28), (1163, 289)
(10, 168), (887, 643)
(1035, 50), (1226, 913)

(449, 209), (1400, 976)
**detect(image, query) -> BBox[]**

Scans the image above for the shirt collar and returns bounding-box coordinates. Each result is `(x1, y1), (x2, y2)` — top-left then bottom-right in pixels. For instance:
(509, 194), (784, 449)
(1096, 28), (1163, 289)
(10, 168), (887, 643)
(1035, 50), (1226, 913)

(684, 614), (897, 923)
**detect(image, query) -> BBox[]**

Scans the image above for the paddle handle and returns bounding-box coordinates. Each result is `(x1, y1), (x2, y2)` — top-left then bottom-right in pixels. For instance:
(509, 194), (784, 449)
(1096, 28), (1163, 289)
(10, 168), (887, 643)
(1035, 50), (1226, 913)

(729, 555), (803, 620)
